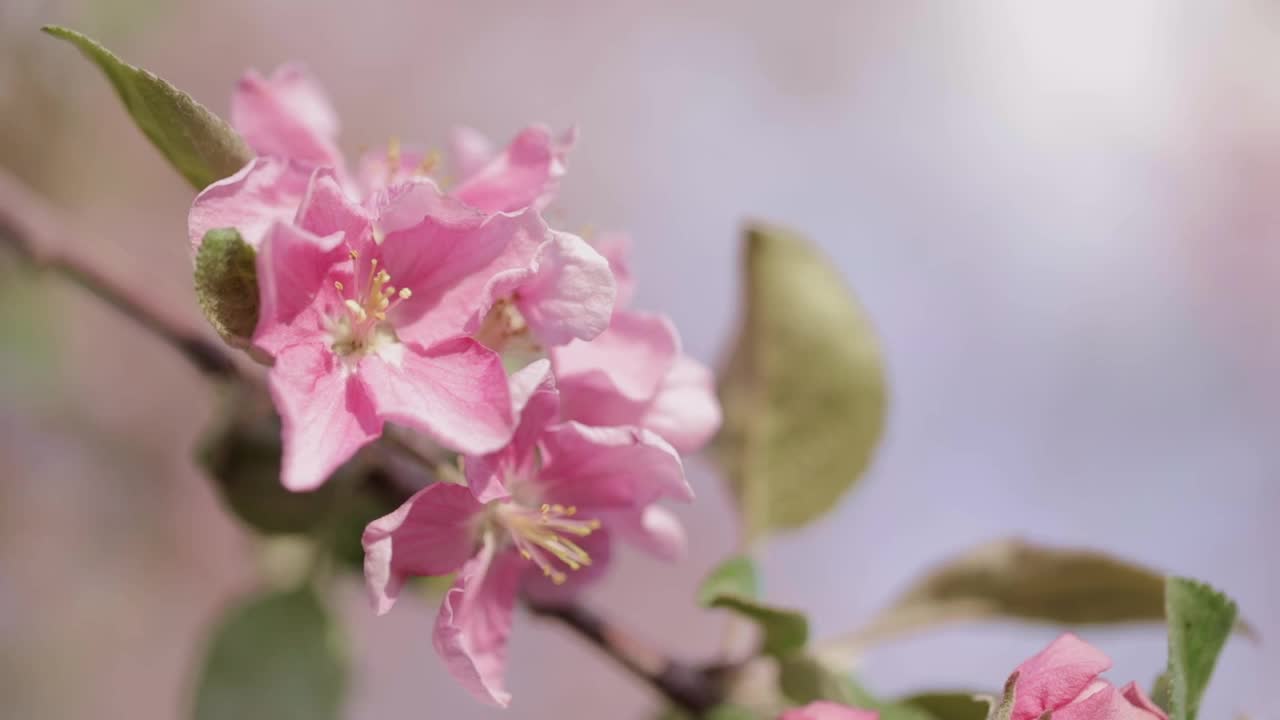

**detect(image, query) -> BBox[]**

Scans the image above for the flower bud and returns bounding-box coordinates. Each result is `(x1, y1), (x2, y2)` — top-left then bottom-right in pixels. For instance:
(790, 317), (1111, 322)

(194, 227), (258, 347)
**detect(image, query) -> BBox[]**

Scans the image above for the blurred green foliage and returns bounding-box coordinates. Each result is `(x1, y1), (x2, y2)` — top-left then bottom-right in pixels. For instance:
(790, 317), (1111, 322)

(715, 223), (887, 541)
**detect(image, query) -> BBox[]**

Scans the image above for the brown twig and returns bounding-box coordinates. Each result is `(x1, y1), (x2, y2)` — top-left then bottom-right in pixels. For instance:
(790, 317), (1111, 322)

(0, 167), (239, 380)
(526, 600), (726, 716)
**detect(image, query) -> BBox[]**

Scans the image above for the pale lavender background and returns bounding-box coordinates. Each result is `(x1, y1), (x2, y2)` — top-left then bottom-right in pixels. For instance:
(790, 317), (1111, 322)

(1, 1), (1277, 719)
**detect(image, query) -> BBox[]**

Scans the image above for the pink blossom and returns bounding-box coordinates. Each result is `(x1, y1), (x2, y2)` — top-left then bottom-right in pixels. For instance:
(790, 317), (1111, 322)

(446, 124), (577, 213)
(206, 161), (612, 490)
(1008, 634), (1168, 720)
(222, 63), (573, 216)
(232, 64), (344, 172)
(193, 65), (614, 356)
(361, 367), (692, 706)
(549, 234), (721, 453)
(780, 702), (878, 720)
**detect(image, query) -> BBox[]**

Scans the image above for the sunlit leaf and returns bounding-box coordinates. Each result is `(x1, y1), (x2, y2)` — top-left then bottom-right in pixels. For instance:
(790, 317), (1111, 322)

(714, 223), (887, 539)
(192, 587), (346, 720)
(829, 539), (1169, 658)
(43, 25), (252, 189)
(1163, 577), (1237, 720)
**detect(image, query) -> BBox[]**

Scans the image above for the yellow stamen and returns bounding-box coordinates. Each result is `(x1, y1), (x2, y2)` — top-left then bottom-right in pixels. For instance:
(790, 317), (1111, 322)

(499, 503), (601, 585)
(329, 251), (415, 357)
(386, 136), (402, 181)
(415, 150), (440, 176)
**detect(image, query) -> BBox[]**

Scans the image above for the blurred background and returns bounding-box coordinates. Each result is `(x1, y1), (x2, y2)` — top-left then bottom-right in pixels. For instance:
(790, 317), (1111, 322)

(1, 1), (1277, 718)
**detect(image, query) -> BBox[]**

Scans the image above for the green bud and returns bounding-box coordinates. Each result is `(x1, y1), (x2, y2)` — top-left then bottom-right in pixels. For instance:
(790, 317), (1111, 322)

(194, 228), (259, 346)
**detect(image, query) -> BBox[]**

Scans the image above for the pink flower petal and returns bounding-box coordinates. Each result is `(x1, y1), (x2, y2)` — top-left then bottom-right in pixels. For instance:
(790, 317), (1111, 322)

(780, 701), (879, 720)
(1119, 682), (1169, 720)
(508, 358), (554, 418)
(480, 231), (616, 347)
(357, 337), (515, 456)
(294, 168), (372, 248)
(188, 157), (311, 252)
(252, 221), (348, 358)
(450, 125), (575, 213)
(639, 355), (722, 453)
(1052, 684), (1159, 720)
(267, 340), (382, 491)
(361, 482), (485, 615)
(231, 64), (344, 169)
(433, 538), (524, 708)
(551, 310), (679, 403)
(353, 144), (437, 201)
(592, 231), (636, 308)
(602, 505), (687, 562)
(538, 422), (692, 508)
(465, 361), (559, 503)
(373, 184), (551, 346)
(561, 353), (722, 454)
(449, 126), (497, 181)
(1013, 634), (1113, 720)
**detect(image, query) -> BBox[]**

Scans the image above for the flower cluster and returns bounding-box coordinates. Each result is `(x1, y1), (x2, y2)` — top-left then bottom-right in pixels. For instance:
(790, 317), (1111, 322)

(186, 65), (721, 706)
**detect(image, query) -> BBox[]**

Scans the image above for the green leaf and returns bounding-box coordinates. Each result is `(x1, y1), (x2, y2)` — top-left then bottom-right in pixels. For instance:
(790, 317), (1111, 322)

(654, 706), (763, 720)
(898, 692), (990, 720)
(706, 705), (763, 720)
(778, 656), (936, 720)
(710, 595), (809, 657)
(1163, 577), (1238, 720)
(699, 555), (760, 605)
(199, 387), (400, 551)
(192, 588), (346, 720)
(1151, 671), (1173, 713)
(778, 655), (861, 707)
(199, 388), (336, 535)
(828, 539), (1170, 658)
(699, 556), (808, 657)
(986, 672), (1018, 720)
(194, 228), (259, 346)
(43, 25), (252, 189)
(714, 223), (887, 539)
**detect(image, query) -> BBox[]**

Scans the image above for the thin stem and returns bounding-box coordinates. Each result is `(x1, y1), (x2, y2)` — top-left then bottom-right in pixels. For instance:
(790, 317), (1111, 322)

(526, 599), (725, 716)
(0, 168), (240, 380)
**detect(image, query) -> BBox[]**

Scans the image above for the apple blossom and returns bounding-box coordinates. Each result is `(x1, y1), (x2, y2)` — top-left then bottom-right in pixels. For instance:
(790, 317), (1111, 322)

(362, 365), (692, 705)
(228, 164), (612, 490)
(1008, 634), (1168, 720)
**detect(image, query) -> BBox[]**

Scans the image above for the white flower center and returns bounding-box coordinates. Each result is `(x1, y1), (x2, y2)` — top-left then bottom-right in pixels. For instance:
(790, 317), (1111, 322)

(330, 250), (412, 358)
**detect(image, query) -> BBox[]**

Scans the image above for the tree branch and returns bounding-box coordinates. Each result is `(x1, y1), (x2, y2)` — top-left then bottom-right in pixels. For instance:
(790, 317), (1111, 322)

(0, 167), (240, 380)
(526, 600), (725, 716)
